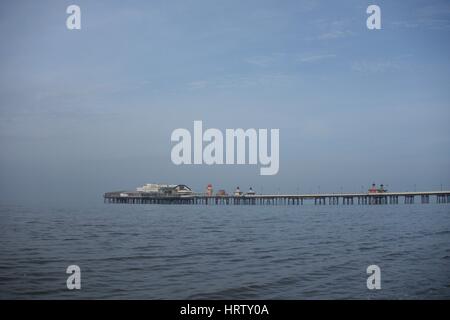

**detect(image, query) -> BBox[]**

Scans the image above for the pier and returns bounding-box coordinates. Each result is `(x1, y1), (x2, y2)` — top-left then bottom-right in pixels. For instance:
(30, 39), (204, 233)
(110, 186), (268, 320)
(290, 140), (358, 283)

(104, 191), (450, 205)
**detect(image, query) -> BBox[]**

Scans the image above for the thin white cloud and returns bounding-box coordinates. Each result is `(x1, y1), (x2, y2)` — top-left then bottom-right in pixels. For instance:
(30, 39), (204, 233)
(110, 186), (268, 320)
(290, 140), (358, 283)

(299, 54), (336, 63)
(352, 60), (400, 73)
(245, 55), (276, 67)
(187, 80), (209, 90)
(318, 30), (354, 40)
(187, 73), (299, 90)
(390, 2), (450, 30)
(215, 74), (297, 88)
(245, 53), (287, 67)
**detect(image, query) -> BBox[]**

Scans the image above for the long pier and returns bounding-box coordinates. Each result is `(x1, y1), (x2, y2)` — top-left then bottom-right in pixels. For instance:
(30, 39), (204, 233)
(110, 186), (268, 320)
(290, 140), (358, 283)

(104, 191), (450, 205)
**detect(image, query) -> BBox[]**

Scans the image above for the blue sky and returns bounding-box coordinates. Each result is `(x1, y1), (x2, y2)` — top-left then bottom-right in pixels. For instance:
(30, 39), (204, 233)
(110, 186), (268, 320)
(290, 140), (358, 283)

(0, 0), (449, 204)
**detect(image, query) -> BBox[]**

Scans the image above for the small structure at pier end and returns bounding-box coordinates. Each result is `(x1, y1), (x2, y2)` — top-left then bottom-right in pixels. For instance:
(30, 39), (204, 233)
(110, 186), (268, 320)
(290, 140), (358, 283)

(234, 187), (243, 196)
(369, 183), (387, 193)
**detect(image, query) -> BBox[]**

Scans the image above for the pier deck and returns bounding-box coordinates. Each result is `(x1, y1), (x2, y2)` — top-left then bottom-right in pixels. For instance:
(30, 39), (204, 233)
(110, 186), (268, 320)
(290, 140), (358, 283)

(104, 191), (450, 205)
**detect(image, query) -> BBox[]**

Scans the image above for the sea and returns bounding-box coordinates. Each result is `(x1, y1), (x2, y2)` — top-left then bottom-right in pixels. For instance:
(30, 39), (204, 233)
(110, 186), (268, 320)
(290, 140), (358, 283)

(0, 203), (449, 299)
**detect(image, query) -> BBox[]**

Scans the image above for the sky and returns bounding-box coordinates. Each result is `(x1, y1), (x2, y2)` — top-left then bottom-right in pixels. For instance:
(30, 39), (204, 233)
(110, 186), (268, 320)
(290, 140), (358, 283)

(0, 0), (449, 205)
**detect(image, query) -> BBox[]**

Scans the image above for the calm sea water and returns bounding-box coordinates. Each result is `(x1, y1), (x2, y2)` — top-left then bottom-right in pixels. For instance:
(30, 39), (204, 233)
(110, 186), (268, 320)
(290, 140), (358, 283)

(0, 203), (449, 299)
